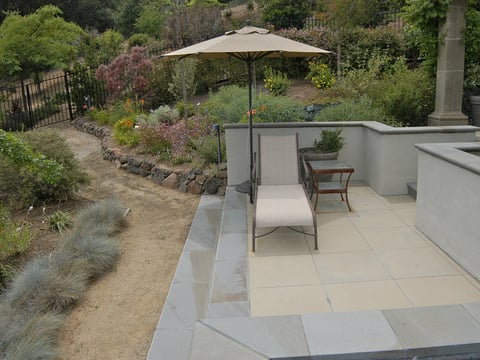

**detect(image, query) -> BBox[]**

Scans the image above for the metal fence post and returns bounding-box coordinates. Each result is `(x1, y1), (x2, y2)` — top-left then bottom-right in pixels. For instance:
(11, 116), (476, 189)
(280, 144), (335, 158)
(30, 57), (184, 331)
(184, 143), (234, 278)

(64, 72), (74, 121)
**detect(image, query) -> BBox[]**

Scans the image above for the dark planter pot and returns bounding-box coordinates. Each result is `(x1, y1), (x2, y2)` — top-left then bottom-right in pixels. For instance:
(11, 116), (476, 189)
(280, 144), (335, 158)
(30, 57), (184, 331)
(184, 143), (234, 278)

(299, 147), (339, 185)
(470, 96), (480, 127)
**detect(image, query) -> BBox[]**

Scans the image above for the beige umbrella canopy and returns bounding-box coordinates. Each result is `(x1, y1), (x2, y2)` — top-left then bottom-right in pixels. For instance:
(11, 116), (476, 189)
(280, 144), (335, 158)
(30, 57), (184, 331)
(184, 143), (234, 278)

(162, 26), (330, 60)
(163, 26), (331, 197)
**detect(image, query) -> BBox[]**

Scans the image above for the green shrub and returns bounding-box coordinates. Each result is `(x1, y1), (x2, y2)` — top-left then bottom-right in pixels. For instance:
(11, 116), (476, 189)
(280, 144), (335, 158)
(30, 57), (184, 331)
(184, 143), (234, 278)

(191, 135), (226, 165)
(365, 61), (435, 126)
(33, 102), (60, 121)
(0, 264), (14, 290)
(314, 129), (345, 153)
(128, 33), (150, 48)
(113, 117), (139, 147)
(306, 62), (336, 90)
(147, 59), (176, 108)
(140, 105), (179, 125)
(17, 129), (90, 205)
(175, 101), (196, 118)
(314, 96), (401, 126)
(201, 85), (249, 124)
(244, 93), (305, 123)
(88, 108), (114, 125)
(202, 85), (305, 124)
(341, 26), (406, 72)
(0, 129), (89, 208)
(0, 207), (32, 260)
(263, 67), (291, 96)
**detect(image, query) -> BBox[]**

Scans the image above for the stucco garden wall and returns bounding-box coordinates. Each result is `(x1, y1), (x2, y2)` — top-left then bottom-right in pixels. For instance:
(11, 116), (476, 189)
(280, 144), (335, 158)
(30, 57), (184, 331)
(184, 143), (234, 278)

(224, 121), (478, 195)
(416, 142), (480, 280)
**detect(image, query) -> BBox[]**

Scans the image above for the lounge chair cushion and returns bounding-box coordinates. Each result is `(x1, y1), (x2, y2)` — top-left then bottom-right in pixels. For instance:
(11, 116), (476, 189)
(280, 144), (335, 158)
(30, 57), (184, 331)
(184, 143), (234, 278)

(255, 184), (313, 228)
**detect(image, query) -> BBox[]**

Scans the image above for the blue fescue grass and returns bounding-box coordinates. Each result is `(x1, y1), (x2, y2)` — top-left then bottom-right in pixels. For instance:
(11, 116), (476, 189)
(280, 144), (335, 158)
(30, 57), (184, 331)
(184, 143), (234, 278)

(0, 198), (128, 360)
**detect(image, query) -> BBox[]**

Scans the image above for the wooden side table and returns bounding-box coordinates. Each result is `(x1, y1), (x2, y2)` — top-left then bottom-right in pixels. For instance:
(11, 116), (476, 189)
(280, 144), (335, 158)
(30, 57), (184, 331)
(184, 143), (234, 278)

(305, 160), (354, 211)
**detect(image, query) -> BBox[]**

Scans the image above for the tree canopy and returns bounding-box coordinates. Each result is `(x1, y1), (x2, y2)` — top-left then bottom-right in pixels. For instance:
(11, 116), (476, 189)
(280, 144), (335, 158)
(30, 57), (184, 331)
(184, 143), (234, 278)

(0, 5), (85, 80)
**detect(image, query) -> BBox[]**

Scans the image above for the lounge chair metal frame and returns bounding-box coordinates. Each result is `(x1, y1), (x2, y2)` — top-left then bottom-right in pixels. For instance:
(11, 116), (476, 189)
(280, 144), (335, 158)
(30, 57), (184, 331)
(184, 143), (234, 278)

(252, 134), (318, 252)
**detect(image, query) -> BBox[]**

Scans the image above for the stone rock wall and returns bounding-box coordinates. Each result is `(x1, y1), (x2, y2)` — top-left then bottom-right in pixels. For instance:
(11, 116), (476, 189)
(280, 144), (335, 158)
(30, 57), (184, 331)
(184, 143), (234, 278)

(71, 118), (227, 196)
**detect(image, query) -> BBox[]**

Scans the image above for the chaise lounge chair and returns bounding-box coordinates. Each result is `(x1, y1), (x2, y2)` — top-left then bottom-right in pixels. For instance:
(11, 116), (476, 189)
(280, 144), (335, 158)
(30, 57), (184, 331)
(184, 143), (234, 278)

(252, 134), (318, 252)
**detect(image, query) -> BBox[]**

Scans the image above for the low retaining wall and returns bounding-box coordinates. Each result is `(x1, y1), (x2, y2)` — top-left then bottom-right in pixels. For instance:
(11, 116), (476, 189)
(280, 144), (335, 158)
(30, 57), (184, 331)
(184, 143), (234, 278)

(71, 118), (227, 196)
(416, 142), (480, 280)
(224, 122), (478, 195)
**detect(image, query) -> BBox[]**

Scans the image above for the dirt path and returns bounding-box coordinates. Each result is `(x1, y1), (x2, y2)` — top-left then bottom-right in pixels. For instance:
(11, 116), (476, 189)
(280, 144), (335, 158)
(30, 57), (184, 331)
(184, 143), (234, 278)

(51, 122), (199, 360)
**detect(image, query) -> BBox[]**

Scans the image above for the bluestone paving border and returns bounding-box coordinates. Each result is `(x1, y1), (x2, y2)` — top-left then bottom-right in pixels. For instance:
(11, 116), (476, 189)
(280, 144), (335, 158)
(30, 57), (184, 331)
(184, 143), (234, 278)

(147, 187), (480, 360)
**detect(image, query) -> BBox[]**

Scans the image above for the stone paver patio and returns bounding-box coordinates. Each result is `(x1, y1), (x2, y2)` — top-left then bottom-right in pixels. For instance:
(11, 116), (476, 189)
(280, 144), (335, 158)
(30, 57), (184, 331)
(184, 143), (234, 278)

(147, 183), (480, 359)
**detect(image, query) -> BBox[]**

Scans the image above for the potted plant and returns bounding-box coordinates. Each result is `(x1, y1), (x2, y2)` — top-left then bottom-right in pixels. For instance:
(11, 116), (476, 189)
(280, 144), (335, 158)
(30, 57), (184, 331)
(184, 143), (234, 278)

(300, 128), (345, 161)
(464, 64), (480, 127)
(300, 128), (345, 184)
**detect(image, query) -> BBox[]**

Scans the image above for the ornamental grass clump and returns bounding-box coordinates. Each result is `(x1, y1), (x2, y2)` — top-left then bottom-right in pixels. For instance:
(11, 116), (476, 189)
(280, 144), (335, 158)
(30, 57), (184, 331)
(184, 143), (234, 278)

(0, 198), (128, 360)
(72, 198), (127, 237)
(4, 256), (88, 315)
(0, 302), (64, 360)
(59, 233), (120, 280)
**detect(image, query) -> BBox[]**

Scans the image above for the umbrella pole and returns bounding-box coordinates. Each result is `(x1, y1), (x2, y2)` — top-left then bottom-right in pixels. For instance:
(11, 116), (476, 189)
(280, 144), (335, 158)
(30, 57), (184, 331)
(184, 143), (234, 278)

(248, 60), (254, 204)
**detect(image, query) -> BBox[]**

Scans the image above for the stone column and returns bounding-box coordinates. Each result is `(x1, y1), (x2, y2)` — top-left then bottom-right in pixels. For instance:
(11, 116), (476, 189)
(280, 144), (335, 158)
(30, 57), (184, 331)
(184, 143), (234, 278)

(428, 0), (469, 126)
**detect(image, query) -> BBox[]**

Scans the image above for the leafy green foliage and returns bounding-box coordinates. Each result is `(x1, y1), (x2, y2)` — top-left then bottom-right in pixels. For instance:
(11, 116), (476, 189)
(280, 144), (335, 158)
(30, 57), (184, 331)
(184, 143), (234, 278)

(113, 117), (139, 147)
(306, 62), (336, 90)
(244, 94), (306, 123)
(0, 129), (89, 208)
(340, 26), (406, 72)
(0, 205), (32, 286)
(314, 96), (400, 126)
(201, 85), (305, 124)
(262, 0), (313, 29)
(0, 6), (85, 80)
(365, 61), (435, 126)
(191, 135), (226, 165)
(263, 67), (292, 96)
(134, 2), (168, 39)
(201, 85), (249, 124)
(147, 58), (176, 107)
(138, 105), (179, 125)
(314, 129), (345, 153)
(48, 211), (73, 234)
(464, 5), (480, 95)
(88, 108), (115, 126)
(18, 129), (90, 197)
(402, 0), (452, 72)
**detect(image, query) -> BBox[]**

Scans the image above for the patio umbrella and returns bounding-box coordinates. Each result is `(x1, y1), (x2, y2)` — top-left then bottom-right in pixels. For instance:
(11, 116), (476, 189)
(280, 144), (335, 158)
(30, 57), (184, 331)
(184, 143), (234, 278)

(162, 26), (331, 198)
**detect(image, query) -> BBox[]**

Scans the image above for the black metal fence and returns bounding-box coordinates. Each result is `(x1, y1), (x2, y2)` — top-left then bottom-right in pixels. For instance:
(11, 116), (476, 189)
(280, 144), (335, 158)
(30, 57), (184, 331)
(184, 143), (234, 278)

(0, 68), (107, 131)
